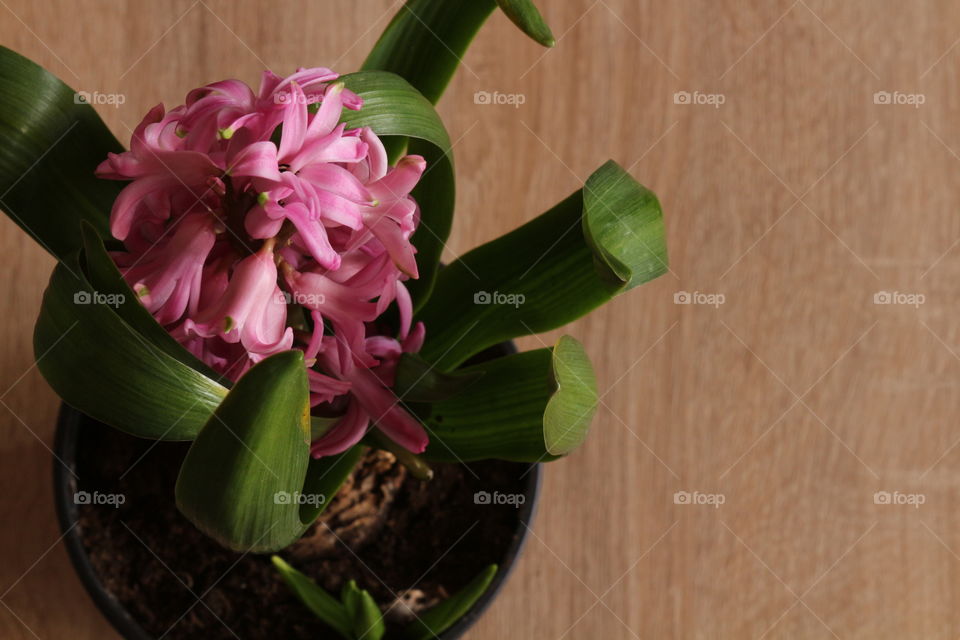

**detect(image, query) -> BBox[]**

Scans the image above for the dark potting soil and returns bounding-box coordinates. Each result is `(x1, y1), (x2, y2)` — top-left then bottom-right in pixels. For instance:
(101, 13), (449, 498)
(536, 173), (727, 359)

(73, 420), (528, 639)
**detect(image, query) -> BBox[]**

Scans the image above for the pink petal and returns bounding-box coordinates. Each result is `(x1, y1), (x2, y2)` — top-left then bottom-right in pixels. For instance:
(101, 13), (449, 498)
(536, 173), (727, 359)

(310, 401), (368, 457)
(110, 175), (178, 240)
(284, 203), (340, 270)
(278, 83), (308, 163)
(240, 286), (294, 354)
(306, 82), (345, 139)
(244, 203), (285, 238)
(360, 127), (388, 182)
(307, 369), (352, 405)
(274, 67), (338, 94)
(297, 163), (372, 203)
(227, 141), (281, 182)
(257, 70), (284, 100)
(368, 155), (426, 203)
(350, 367), (428, 454)
(395, 281), (414, 339)
(283, 266), (379, 323)
(362, 212), (418, 278)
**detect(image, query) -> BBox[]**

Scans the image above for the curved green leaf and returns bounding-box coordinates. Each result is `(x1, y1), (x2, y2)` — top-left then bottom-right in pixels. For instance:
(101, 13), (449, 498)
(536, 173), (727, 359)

(544, 336), (598, 455)
(34, 258), (227, 441)
(342, 580), (386, 640)
(582, 161), (670, 291)
(416, 160), (668, 370)
(394, 353), (483, 403)
(340, 71), (454, 310)
(362, 0), (499, 105)
(404, 564), (498, 640)
(272, 556), (353, 640)
(273, 559), (387, 640)
(175, 350), (312, 552)
(496, 0), (555, 47)
(340, 71), (451, 148)
(363, 0), (555, 105)
(421, 336), (597, 462)
(0, 46), (122, 261)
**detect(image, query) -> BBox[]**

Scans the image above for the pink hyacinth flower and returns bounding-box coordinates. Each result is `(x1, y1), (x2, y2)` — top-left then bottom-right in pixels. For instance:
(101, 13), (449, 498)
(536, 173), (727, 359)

(177, 241), (293, 356)
(98, 66), (430, 457)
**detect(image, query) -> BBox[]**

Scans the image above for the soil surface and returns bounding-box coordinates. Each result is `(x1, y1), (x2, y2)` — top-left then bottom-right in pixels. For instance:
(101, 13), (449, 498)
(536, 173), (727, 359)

(73, 419), (530, 639)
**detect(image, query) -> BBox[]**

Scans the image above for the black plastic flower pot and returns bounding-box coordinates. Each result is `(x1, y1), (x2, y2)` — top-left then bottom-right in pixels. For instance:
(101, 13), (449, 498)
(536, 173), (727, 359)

(53, 403), (541, 640)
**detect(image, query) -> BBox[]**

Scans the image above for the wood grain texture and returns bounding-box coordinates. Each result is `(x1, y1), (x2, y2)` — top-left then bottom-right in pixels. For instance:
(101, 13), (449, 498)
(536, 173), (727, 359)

(2, 1), (960, 638)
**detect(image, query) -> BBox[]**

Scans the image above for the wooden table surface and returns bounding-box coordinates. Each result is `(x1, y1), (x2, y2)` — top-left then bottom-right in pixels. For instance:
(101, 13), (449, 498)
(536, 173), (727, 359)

(3, 1), (960, 638)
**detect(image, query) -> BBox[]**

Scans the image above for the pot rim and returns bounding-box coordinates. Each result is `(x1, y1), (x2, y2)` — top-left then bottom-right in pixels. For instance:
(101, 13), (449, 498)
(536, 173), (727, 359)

(53, 407), (542, 640)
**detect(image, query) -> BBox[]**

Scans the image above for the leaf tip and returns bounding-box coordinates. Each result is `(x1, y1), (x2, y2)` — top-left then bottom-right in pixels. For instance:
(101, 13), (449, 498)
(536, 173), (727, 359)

(543, 335), (598, 456)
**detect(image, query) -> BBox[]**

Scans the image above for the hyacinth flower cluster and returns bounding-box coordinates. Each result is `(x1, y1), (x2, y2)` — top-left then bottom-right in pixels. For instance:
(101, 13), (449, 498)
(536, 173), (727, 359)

(96, 68), (430, 458)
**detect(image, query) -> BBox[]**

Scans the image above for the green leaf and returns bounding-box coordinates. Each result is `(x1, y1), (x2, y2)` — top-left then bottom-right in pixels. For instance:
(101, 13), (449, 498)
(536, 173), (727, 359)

(544, 335), (598, 455)
(495, 0), (556, 47)
(272, 556), (353, 640)
(363, 0), (554, 105)
(416, 160), (668, 370)
(311, 415), (339, 440)
(421, 336), (597, 462)
(175, 350), (312, 552)
(0, 46), (123, 262)
(404, 564), (498, 640)
(340, 72), (451, 148)
(393, 353), (483, 403)
(342, 580), (386, 640)
(582, 161), (670, 291)
(33, 258), (227, 441)
(362, 0), (499, 105)
(339, 71), (454, 310)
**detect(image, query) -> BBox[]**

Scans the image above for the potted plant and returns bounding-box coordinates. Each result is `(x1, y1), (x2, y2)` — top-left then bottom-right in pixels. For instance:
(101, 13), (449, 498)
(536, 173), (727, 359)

(0, 0), (668, 638)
